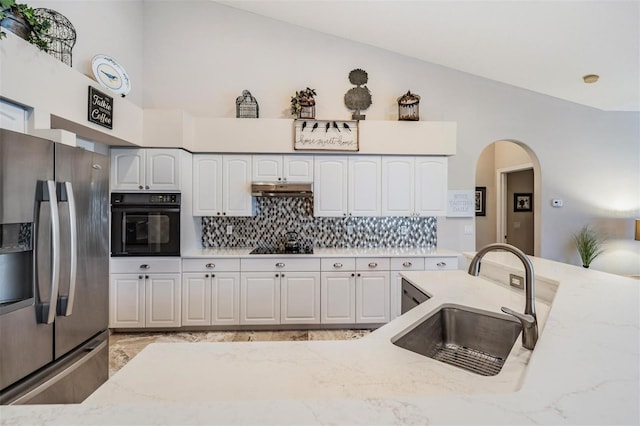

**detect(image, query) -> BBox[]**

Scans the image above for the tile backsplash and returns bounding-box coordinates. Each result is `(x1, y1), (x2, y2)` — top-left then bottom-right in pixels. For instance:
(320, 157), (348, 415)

(201, 197), (437, 249)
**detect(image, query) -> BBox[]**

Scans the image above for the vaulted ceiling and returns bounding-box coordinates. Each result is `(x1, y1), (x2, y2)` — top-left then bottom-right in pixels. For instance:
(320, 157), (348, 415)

(219, 1), (640, 112)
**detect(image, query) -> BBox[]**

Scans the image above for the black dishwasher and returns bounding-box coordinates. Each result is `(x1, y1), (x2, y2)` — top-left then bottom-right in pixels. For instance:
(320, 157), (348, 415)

(401, 278), (430, 314)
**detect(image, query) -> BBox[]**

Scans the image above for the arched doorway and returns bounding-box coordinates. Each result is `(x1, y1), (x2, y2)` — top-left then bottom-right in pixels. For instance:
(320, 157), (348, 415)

(475, 140), (542, 256)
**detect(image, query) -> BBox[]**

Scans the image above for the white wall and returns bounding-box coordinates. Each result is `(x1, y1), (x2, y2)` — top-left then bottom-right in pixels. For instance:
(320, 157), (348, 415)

(16, 1), (639, 274)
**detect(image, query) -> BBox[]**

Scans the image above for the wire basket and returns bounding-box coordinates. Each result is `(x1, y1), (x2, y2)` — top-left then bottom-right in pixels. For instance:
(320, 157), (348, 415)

(33, 8), (76, 67)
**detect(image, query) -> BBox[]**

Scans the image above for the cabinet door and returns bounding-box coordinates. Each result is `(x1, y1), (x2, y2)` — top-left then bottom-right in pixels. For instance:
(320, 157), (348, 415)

(240, 272), (280, 325)
(0, 99), (26, 133)
(314, 156), (348, 217)
(193, 155), (222, 216)
(281, 272), (320, 324)
(415, 157), (448, 216)
(283, 156), (313, 182)
(223, 155), (253, 216)
(348, 156), (381, 217)
(111, 149), (145, 191)
(211, 272), (240, 325)
(146, 150), (180, 191)
(381, 157), (415, 216)
(321, 272), (356, 324)
(146, 274), (181, 327)
(356, 272), (390, 323)
(182, 273), (211, 326)
(252, 155), (283, 181)
(109, 274), (145, 328)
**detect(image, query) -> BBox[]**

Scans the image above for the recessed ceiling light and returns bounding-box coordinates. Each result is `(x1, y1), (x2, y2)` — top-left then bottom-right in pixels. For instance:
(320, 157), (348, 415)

(583, 74), (599, 84)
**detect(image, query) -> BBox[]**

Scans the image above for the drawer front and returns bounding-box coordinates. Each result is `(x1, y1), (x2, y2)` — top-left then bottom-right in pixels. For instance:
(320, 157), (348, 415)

(321, 258), (356, 271)
(424, 257), (458, 270)
(110, 258), (181, 274)
(390, 257), (425, 271)
(356, 257), (390, 271)
(241, 258), (320, 272)
(182, 258), (240, 272)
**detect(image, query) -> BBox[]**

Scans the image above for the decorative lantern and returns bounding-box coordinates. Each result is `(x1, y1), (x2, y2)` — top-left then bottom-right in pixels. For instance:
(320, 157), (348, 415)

(33, 8), (76, 67)
(397, 90), (420, 121)
(236, 90), (259, 118)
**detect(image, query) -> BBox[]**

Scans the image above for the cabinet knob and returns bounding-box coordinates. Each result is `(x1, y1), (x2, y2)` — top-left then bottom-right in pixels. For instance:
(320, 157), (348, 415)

(437, 262), (447, 268)
(138, 185), (143, 190)
(275, 262), (285, 268)
(333, 262), (343, 269)
(343, 213), (347, 217)
(281, 273), (285, 277)
(403, 261), (412, 267)
(138, 275), (143, 279)
(223, 212), (227, 216)
(140, 264), (150, 269)
(368, 262), (378, 268)
(275, 273), (279, 277)
(277, 177), (282, 181)
(349, 213), (352, 217)
(357, 273), (361, 277)
(145, 185), (150, 190)
(351, 273), (355, 277)
(217, 212), (221, 216)
(205, 263), (215, 269)
(145, 275), (149, 279)
(205, 274), (209, 278)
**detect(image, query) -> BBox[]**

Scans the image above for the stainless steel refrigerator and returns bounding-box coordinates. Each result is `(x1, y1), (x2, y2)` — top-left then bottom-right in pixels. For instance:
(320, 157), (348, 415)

(0, 129), (109, 404)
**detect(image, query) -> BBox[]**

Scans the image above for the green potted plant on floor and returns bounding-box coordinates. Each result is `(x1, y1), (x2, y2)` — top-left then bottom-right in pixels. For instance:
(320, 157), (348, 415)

(0, 0), (50, 51)
(573, 225), (605, 268)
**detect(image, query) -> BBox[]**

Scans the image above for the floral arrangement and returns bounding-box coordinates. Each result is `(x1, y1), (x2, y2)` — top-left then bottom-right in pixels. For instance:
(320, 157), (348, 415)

(290, 87), (316, 117)
(0, 0), (50, 51)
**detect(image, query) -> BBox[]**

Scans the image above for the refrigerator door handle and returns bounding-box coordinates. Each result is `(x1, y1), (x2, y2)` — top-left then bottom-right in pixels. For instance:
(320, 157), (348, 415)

(37, 180), (60, 324)
(57, 181), (77, 316)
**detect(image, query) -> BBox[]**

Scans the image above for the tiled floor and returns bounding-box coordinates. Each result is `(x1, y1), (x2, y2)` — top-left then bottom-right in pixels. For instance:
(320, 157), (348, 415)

(109, 329), (372, 377)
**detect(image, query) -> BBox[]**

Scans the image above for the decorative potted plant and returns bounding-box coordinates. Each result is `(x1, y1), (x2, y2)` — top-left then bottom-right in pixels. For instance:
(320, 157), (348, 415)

(573, 225), (605, 268)
(0, 0), (50, 51)
(290, 87), (316, 119)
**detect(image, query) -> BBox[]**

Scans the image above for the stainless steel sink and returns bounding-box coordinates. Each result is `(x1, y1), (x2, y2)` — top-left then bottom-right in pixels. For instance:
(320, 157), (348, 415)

(393, 306), (523, 376)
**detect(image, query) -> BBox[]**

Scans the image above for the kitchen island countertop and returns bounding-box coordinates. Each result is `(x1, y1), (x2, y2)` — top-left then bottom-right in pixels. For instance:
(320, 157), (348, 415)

(2, 254), (638, 425)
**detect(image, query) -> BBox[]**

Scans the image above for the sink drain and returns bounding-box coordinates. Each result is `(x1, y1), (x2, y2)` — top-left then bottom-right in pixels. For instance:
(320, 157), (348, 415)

(430, 343), (506, 376)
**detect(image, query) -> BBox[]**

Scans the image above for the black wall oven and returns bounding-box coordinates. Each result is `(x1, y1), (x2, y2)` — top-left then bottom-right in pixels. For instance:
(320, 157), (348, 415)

(110, 193), (180, 257)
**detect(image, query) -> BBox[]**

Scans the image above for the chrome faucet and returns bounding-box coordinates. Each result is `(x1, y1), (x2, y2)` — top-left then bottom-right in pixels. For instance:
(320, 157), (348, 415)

(468, 243), (539, 350)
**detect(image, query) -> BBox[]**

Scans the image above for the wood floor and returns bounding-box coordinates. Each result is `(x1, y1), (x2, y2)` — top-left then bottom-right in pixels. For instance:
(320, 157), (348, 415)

(109, 329), (371, 377)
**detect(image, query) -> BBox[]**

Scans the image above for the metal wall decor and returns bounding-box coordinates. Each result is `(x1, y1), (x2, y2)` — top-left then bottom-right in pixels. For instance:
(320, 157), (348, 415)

(294, 119), (358, 151)
(398, 90), (420, 121)
(33, 8), (76, 66)
(344, 68), (372, 120)
(236, 90), (259, 118)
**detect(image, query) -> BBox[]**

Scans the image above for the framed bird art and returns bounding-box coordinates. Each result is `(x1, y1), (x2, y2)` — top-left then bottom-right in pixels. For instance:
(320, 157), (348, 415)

(293, 119), (358, 151)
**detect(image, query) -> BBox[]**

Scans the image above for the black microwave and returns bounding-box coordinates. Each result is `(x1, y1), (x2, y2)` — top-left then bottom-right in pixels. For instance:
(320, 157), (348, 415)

(110, 193), (181, 256)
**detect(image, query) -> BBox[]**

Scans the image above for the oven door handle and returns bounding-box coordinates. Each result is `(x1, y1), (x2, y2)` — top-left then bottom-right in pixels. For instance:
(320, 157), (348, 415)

(111, 207), (180, 213)
(121, 212), (127, 251)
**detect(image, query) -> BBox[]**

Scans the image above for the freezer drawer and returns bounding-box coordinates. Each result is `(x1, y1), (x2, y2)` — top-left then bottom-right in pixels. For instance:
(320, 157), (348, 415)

(0, 331), (108, 405)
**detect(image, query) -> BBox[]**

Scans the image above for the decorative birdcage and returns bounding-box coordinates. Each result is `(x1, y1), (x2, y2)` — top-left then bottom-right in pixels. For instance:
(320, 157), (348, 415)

(33, 8), (76, 67)
(236, 90), (259, 118)
(397, 90), (420, 121)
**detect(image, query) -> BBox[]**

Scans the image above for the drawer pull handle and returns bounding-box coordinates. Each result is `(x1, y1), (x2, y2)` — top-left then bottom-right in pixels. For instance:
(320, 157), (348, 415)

(140, 264), (150, 269)
(333, 262), (343, 268)
(437, 262), (446, 267)
(368, 262), (378, 268)
(402, 261), (412, 267)
(205, 263), (215, 269)
(275, 262), (285, 268)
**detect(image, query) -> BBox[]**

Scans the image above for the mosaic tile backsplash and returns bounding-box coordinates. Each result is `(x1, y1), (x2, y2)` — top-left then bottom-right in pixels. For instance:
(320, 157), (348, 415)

(201, 197), (437, 250)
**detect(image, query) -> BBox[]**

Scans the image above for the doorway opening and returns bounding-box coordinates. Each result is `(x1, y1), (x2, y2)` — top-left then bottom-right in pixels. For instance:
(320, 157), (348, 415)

(475, 140), (541, 256)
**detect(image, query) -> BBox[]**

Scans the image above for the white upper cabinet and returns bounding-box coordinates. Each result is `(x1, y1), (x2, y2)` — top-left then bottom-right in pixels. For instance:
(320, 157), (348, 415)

(193, 155), (252, 217)
(252, 155), (313, 182)
(111, 148), (181, 191)
(382, 156), (448, 217)
(0, 99), (26, 133)
(315, 156), (381, 217)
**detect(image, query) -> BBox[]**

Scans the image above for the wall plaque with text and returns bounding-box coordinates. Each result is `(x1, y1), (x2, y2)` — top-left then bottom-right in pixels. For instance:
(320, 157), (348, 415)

(88, 86), (113, 129)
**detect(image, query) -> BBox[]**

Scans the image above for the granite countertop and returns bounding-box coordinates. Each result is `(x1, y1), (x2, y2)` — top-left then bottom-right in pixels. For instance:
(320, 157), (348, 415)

(2, 254), (638, 425)
(182, 247), (461, 258)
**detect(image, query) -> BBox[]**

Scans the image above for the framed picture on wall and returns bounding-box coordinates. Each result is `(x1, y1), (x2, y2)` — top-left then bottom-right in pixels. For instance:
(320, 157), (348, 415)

(475, 187), (486, 216)
(514, 193), (532, 212)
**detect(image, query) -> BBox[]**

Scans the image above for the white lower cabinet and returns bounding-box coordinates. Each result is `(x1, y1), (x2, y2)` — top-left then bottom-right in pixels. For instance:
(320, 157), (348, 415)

(110, 258), (181, 328)
(281, 272), (321, 324)
(355, 258), (390, 324)
(182, 259), (240, 326)
(321, 271), (356, 324)
(241, 273), (280, 325)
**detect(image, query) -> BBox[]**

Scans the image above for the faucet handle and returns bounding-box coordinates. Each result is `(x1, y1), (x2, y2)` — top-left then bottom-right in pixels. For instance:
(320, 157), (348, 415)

(501, 307), (535, 325)
(501, 306), (539, 350)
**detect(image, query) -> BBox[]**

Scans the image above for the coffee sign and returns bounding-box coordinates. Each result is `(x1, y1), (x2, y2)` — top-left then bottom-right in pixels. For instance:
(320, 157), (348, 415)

(88, 86), (113, 129)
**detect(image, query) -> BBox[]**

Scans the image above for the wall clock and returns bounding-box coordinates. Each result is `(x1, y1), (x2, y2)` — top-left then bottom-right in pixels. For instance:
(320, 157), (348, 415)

(91, 54), (131, 97)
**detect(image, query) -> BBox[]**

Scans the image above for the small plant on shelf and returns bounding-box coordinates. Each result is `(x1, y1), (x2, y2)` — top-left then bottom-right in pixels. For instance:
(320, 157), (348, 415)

(290, 87), (316, 119)
(0, 0), (50, 51)
(573, 224), (605, 268)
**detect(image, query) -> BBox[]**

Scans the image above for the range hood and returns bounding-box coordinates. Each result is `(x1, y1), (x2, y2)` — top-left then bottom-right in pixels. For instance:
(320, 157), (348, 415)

(251, 182), (313, 197)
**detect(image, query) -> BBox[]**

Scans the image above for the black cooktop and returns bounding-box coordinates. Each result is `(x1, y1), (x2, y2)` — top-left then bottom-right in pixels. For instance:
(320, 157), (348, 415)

(249, 247), (314, 255)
